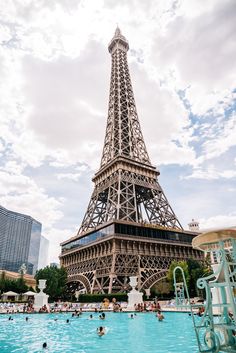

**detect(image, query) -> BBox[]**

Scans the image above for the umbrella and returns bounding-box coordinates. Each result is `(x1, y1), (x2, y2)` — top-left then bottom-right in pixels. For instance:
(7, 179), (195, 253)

(2, 291), (19, 296)
(23, 291), (36, 296)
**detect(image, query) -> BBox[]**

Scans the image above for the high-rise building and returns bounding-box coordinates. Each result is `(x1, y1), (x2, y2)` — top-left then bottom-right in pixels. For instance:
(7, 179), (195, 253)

(60, 28), (203, 294)
(0, 205), (42, 274)
(38, 235), (49, 270)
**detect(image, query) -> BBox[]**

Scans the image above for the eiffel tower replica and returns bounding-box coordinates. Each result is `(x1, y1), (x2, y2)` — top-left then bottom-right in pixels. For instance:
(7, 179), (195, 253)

(60, 28), (202, 294)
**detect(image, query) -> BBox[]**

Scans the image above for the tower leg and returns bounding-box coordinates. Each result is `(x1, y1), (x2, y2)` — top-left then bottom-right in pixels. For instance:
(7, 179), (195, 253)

(108, 253), (117, 293)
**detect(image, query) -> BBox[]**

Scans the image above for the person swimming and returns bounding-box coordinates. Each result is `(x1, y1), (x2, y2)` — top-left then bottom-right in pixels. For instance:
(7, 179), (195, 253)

(156, 310), (164, 321)
(42, 342), (47, 349)
(97, 326), (106, 336)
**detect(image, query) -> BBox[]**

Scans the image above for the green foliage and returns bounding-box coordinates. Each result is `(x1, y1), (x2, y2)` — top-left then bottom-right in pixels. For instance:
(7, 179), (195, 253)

(151, 278), (171, 297)
(15, 278), (28, 293)
(167, 258), (212, 298)
(0, 271), (6, 293)
(35, 266), (68, 301)
(187, 258), (212, 297)
(79, 293), (128, 303)
(167, 260), (190, 290)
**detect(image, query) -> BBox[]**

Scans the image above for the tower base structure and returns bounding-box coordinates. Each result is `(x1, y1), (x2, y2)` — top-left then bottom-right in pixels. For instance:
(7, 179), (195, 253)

(60, 220), (203, 294)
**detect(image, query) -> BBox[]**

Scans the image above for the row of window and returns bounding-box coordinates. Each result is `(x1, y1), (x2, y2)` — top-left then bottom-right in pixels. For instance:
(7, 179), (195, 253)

(115, 224), (194, 244)
(61, 223), (195, 253)
(61, 224), (114, 253)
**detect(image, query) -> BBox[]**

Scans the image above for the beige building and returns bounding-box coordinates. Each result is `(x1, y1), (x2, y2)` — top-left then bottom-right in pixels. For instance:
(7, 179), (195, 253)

(0, 269), (36, 289)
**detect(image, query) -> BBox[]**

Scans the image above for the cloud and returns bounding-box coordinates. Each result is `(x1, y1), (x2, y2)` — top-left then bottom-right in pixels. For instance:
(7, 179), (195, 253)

(57, 173), (82, 182)
(0, 40), (110, 170)
(0, 166), (63, 228)
(46, 226), (77, 263)
(200, 213), (236, 230)
(0, 0), (236, 264)
(185, 167), (236, 180)
(131, 63), (196, 166)
(150, 0), (236, 115)
(21, 41), (109, 168)
(201, 113), (236, 161)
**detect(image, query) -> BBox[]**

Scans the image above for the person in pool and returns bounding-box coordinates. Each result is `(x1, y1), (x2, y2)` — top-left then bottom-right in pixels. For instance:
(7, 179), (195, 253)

(42, 342), (47, 349)
(99, 313), (105, 320)
(156, 310), (164, 321)
(97, 326), (106, 336)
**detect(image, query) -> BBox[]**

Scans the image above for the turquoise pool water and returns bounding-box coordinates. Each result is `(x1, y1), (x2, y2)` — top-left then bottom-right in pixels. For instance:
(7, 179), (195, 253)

(0, 312), (198, 353)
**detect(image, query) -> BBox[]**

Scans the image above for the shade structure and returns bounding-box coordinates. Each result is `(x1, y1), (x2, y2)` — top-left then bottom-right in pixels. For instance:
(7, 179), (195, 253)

(2, 291), (19, 296)
(23, 291), (36, 296)
(192, 227), (236, 251)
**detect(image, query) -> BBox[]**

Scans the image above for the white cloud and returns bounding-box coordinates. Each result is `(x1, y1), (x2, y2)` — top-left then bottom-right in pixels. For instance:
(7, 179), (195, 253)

(56, 164), (88, 181)
(0, 23), (12, 43)
(185, 167), (236, 180)
(46, 227), (77, 263)
(0, 168), (63, 228)
(200, 213), (236, 230)
(57, 173), (82, 182)
(21, 50), (107, 167)
(201, 113), (236, 161)
(132, 64), (195, 166)
(150, 0), (236, 116)
(0, 0), (235, 265)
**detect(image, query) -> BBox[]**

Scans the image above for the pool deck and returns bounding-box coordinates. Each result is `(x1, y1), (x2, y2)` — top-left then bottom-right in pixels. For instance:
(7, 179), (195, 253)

(0, 304), (198, 314)
(0, 298), (204, 314)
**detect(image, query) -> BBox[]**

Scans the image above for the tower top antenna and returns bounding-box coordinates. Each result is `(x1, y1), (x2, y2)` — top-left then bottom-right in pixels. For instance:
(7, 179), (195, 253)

(108, 26), (129, 53)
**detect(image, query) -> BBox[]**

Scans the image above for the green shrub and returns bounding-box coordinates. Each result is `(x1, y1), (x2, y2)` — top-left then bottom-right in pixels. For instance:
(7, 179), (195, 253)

(78, 293), (128, 303)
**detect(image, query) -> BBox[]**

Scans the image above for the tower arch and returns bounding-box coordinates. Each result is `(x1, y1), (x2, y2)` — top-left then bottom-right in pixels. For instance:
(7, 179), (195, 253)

(141, 269), (168, 291)
(67, 274), (91, 294)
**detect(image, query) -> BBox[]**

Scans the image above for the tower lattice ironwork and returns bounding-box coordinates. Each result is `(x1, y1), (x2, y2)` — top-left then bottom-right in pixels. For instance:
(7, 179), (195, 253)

(79, 27), (182, 234)
(60, 28), (202, 294)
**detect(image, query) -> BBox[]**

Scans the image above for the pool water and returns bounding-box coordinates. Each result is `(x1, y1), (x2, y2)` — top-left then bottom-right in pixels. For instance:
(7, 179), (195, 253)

(0, 312), (198, 353)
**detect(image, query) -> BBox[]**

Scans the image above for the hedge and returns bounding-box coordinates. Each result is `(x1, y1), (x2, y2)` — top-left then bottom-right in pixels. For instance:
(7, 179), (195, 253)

(78, 293), (128, 303)
(77, 293), (155, 303)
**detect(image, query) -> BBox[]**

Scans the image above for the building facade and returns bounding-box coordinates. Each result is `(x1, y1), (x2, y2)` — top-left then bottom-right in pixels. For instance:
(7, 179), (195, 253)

(0, 205), (42, 274)
(60, 28), (203, 294)
(0, 269), (36, 289)
(38, 235), (49, 270)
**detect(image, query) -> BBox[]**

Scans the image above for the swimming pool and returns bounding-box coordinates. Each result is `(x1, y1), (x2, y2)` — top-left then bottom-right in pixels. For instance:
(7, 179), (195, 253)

(0, 312), (198, 353)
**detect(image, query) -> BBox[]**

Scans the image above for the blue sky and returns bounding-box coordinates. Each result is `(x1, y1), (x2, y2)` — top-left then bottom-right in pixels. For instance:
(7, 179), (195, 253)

(0, 0), (235, 262)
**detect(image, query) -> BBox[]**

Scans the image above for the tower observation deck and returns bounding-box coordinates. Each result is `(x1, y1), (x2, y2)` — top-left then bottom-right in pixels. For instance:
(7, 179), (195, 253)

(60, 28), (202, 294)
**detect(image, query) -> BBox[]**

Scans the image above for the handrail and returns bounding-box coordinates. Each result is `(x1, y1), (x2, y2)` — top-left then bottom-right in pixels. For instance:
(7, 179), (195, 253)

(173, 237), (236, 352)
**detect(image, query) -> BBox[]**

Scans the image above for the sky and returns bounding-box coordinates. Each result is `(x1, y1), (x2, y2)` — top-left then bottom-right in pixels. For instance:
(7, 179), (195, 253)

(0, 0), (235, 264)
